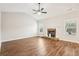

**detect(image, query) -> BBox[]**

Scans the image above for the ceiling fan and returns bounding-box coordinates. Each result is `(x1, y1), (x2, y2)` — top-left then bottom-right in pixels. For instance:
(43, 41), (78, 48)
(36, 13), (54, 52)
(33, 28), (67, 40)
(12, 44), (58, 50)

(33, 3), (47, 15)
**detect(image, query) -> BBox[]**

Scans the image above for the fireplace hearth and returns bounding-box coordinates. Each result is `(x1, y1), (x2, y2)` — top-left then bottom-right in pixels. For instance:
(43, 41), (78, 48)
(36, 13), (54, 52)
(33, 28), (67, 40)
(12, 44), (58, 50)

(47, 28), (56, 37)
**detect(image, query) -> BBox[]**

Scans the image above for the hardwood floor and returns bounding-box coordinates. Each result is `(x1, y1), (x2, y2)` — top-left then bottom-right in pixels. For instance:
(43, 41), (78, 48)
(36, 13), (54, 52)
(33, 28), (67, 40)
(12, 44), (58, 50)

(0, 47), (1, 55)
(1, 37), (79, 56)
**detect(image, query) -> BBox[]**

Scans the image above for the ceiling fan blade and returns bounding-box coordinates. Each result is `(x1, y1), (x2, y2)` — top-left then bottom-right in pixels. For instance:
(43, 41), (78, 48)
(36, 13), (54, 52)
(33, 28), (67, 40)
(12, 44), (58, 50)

(32, 9), (37, 11)
(33, 12), (37, 14)
(42, 12), (47, 14)
(41, 8), (44, 11)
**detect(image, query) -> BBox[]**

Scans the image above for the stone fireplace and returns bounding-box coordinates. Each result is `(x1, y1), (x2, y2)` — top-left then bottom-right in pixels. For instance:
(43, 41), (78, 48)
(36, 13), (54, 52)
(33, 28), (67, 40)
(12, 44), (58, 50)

(47, 28), (56, 37)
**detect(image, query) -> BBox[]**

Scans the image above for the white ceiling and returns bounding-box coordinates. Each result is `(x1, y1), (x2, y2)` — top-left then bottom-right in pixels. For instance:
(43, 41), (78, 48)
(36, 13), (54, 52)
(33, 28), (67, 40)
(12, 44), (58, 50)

(0, 3), (79, 20)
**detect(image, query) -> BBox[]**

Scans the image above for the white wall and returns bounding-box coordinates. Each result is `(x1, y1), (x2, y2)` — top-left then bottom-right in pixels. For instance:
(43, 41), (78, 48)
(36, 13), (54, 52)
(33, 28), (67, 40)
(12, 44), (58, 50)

(40, 11), (79, 43)
(0, 12), (1, 48)
(2, 12), (37, 42)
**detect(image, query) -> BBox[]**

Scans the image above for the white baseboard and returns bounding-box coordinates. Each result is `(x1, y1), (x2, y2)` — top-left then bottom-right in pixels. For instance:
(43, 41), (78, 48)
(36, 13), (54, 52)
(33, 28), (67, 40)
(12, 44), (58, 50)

(2, 35), (37, 42)
(2, 35), (79, 44)
(60, 38), (79, 44)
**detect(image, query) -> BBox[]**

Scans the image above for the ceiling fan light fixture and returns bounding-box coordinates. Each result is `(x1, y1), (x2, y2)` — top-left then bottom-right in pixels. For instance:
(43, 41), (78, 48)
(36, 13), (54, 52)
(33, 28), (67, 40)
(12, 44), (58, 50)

(37, 12), (41, 15)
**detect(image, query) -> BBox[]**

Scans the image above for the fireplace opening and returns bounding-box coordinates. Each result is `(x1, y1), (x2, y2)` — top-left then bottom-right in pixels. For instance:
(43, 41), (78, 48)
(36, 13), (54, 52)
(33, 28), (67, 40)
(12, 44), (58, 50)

(47, 28), (56, 37)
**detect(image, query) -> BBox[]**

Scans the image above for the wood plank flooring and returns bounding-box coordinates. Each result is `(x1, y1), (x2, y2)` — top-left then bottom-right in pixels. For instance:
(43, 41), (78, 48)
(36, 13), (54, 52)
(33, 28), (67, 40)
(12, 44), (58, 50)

(1, 37), (79, 56)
